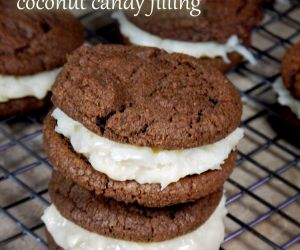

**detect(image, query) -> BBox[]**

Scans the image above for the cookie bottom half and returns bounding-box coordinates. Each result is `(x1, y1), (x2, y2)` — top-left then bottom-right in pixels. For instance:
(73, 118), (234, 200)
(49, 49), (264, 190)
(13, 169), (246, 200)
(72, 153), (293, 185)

(46, 171), (223, 242)
(44, 173), (227, 249)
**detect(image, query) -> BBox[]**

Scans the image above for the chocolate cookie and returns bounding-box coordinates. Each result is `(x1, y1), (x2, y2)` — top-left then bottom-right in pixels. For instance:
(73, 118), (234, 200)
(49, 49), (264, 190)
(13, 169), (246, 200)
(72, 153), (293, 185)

(125, 0), (263, 44)
(51, 45), (242, 150)
(0, 0), (84, 76)
(0, 0), (84, 117)
(44, 112), (236, 207)
(281, 41), (300, 100)
(49, 171), (223, 242)
(0, 95), (50, 117)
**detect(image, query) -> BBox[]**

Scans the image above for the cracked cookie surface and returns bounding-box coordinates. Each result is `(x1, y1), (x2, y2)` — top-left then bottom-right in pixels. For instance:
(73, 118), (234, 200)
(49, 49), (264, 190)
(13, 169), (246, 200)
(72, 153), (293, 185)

(51, 44), (242, 149)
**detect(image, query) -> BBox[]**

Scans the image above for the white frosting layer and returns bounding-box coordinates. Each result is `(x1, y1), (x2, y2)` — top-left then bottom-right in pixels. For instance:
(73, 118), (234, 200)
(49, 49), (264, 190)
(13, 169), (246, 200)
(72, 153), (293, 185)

(52, 108), (243, 189)
(273, 77), (300, 119)
(42, 195), (227, 250)
(112, 11), (256, 64)
(0, 68), (60, 103)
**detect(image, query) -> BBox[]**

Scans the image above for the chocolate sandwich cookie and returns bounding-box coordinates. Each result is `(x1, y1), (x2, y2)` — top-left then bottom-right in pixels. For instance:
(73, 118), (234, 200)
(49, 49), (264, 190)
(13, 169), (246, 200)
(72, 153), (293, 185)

(0, 0), (84, 116)
(43, 44), (240, 250)
(44, 44), (242, 207)
(281, 41), (300, 100)
(48, 171), (223, 242)
(273, 41), (300, 121)
(271, 42), (300, 147)
(44, 112), (236, 207)
(51, 45), (242, 149)
(113, 0), (264, 72)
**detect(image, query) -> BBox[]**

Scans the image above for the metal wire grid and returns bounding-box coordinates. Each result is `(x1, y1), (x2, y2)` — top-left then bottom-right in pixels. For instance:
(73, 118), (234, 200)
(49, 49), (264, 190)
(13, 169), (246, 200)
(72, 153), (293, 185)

(0, 1), (300, 250)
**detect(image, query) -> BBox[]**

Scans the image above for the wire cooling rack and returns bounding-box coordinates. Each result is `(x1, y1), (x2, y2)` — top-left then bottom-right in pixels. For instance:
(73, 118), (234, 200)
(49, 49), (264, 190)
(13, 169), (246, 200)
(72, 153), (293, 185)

(1, 1), (300, 250)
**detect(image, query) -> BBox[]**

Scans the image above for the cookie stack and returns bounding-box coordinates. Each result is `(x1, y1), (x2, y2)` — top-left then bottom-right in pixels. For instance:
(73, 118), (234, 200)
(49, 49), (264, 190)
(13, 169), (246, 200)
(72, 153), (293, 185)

(42, 44), (244, 250)
(0, 0), (84, 116)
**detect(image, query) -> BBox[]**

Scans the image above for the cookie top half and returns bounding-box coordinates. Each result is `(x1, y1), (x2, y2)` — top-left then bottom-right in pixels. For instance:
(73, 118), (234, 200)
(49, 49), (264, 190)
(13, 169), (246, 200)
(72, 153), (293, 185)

(52, 44), (242, 149)
(281, 41), (300, 100)
(0, 0), (84, 75)
(125, 0), (264, 44)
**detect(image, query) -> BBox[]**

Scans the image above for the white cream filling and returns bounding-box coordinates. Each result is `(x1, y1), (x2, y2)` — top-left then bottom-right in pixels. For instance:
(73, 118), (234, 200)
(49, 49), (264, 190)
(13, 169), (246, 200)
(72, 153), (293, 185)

(112, 11), (256, 64)
(0, 68), (61, 103)
(52, 108), (243, 189)
(42, 195), (227, 250)
(273, 77), (300, 119)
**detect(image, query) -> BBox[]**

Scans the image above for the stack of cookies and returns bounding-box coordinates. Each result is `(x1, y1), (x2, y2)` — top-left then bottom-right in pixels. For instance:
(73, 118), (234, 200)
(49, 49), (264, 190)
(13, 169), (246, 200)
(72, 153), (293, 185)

(42, 44), (244, 250)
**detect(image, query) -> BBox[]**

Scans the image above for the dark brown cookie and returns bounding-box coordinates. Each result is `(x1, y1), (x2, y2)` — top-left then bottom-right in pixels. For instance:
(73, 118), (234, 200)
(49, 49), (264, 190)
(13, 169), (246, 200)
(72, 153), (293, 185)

(52, 44), (242, 149)
(48, 171), (223, 242)
(0, 95), (50, 117)
(281, 41), (300, 100)
(44, 112), (236, 207)
(124, 0), (263, 44)
(0, 0), (84, 76)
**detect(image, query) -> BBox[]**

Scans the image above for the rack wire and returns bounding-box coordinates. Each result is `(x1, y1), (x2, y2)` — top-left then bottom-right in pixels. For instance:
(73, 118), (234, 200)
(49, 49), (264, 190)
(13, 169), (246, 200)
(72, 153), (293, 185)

(0, 1), (300, 250)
